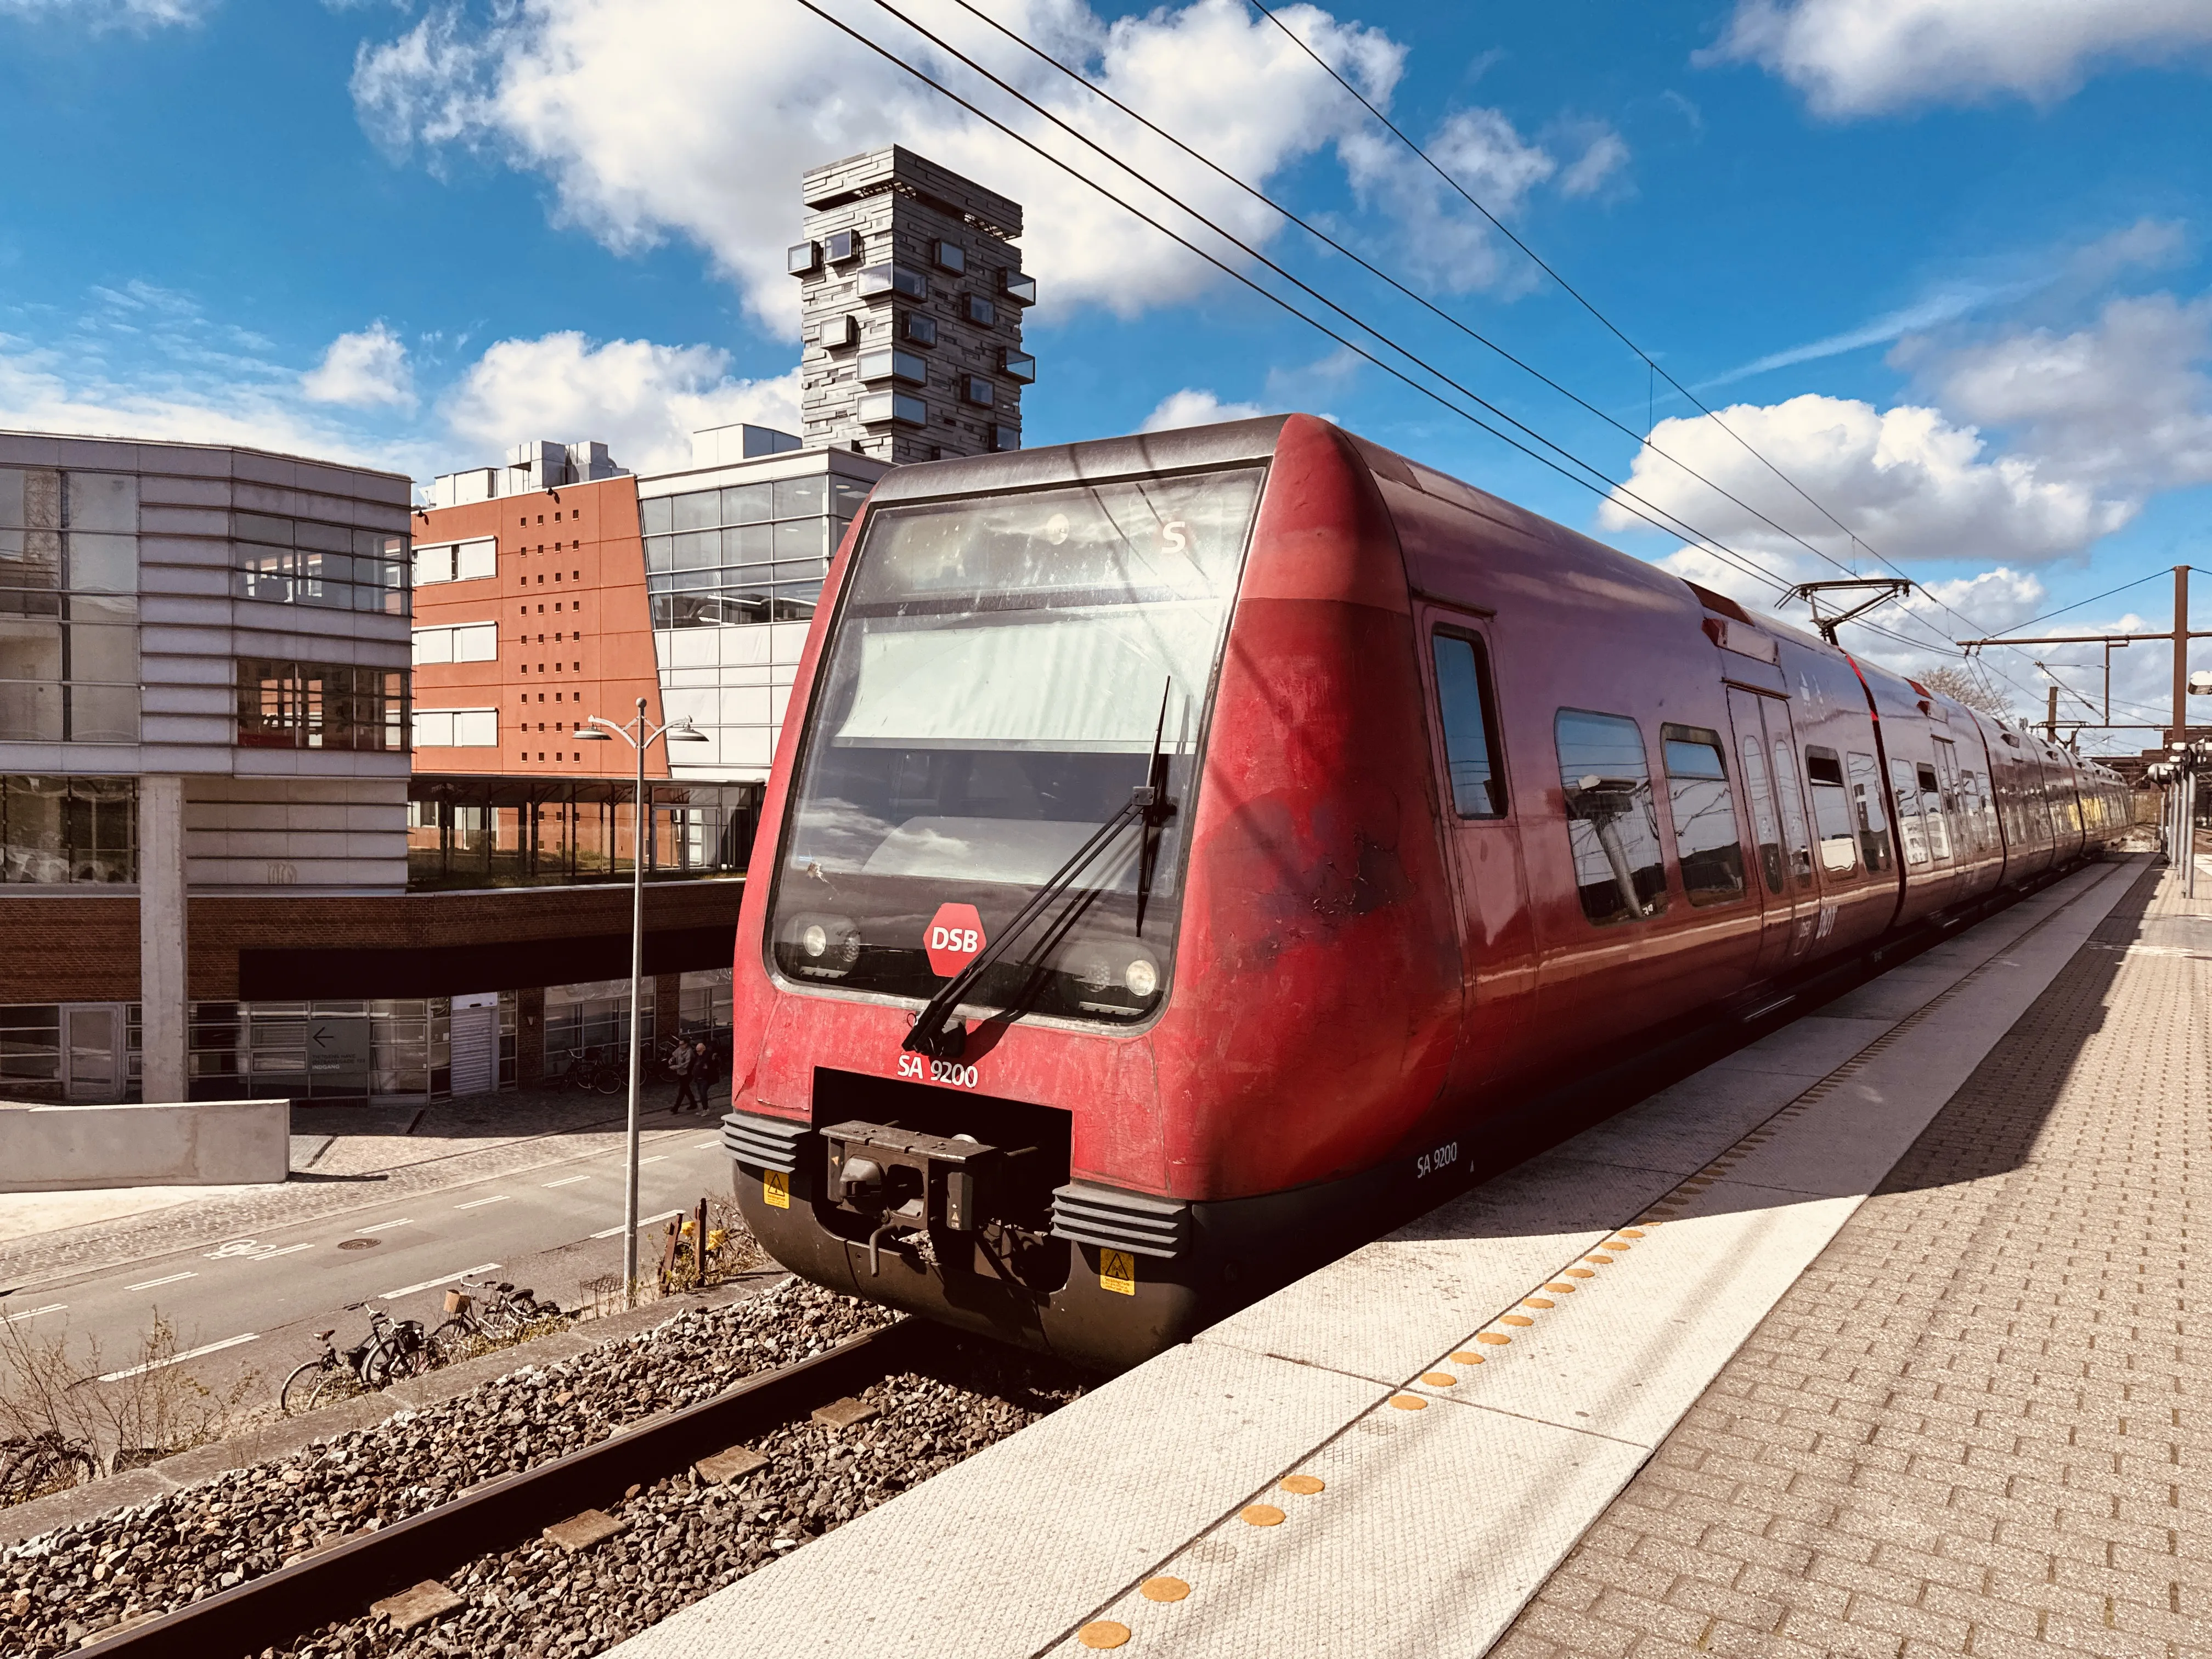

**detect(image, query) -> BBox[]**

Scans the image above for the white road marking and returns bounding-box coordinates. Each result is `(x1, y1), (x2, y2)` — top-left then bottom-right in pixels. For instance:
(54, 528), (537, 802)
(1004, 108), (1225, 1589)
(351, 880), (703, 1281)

(356, 1219), (413, 1233)
(542, 1176), (589, 1188)
(2, 1303), (65, 1324)
(694, 1141), (720, 1150)
(125, 1272), (197, 1291)
(380, 1263), (501, 1301)
(589, 1209), (684, 1240)
(99, 1332), (258, 1382)
(454, 1195), (510, 1210)
(250, 1243), (314, 1262)
(639, 1156), (669, 1166)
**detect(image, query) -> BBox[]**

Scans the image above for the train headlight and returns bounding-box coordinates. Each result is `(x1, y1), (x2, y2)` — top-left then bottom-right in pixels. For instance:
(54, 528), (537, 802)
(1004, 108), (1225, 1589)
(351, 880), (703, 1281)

(783, 915), (861, 978)
(801, 923), (828, 958)
(1124, 957), (1159, 998)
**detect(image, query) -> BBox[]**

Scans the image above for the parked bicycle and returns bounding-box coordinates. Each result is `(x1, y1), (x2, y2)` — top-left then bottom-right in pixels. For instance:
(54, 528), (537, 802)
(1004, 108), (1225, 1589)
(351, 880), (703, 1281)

(0, 1431), (99, 1504)
(426, 1277), (558, 1365)
(278, 1304), (431, 1416)
(556, 1047), (625, 1096)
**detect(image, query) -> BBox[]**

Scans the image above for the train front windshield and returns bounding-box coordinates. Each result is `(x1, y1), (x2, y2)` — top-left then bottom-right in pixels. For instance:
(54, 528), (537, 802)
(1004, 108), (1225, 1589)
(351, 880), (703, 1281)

(767, 466), (1264, 1026)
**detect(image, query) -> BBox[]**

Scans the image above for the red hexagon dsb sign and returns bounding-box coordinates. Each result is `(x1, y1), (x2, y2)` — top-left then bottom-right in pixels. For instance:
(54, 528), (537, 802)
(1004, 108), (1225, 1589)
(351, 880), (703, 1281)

(924, 904), (986, 977)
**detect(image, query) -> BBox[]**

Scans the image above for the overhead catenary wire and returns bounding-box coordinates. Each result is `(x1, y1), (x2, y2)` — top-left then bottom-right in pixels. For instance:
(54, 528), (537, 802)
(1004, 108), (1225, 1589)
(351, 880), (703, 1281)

(787, 0), (1800, 599)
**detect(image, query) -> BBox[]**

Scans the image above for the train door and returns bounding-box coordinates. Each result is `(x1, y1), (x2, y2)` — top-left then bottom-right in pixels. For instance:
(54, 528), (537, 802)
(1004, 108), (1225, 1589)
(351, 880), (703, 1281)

(1726, 687), (1812, 975)
(1416, 612), (1538, 1096)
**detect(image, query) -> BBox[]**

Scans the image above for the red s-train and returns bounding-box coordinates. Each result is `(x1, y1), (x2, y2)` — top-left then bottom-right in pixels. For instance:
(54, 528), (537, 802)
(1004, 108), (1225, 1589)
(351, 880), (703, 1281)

(720, 415), (2130, 1371)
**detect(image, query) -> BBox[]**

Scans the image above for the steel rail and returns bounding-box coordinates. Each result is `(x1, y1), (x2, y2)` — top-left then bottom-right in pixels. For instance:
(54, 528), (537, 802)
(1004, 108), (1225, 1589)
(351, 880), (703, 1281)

(82, 1318), (923, 1658)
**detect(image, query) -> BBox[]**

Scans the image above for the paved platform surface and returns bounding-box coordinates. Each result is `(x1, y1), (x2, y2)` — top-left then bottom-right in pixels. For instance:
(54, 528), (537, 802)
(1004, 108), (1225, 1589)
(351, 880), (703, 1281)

(606, 856), (2157, 1659)
(1498, 856), (2205, 1659)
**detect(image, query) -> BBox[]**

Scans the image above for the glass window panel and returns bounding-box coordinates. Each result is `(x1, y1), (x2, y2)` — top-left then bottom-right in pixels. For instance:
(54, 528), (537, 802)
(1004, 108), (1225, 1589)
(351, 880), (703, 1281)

(66, 623), (136, 683)
(416, 543), (455, 585)
(64, 473), (136, 533)
(1889, 757), (1929, 865)
(1771, 741), (1812, 887)
(454, 623), (498, 662)
(1662, 727), (1745, 906)
(1431, 633), (1503, 817)
(639, 495), (673, 537)
(1805, 748), (1858, 875)
(455, 709), (497, 746)
(294, 518), (351, 552)
(644, 536), (674, 573)
(671, 491), (720, 533)
(774, 518), (825, 560)
(770, 583), (821, 620)
(66, 593), (134, 626)
(721, 483), (773, 524)
(724, 523), (773, 563)
(67, 684), (137, 743)
(414, 627), (454, 665)
(234, 512), (293, 546)
(0, 617), (63, 682)
(1556, 708), (1666, 926)
(0, 682), (63, 742)
(830, 477), (871, 516)
(774, 477), (827, 520)
(0, 470), (22, 529)
(673, 530), (720, 570)
(455, 539), (495, 580)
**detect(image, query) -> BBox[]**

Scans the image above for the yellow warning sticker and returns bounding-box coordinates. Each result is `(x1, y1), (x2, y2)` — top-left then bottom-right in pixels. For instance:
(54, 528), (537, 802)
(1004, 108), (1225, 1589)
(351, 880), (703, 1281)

(1099, 1248), (1136, 1296)
(763, 1169), (790, 1209)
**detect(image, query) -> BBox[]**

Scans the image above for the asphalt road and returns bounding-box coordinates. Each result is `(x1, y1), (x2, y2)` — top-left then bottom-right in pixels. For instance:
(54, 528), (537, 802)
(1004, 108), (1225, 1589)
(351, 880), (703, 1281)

(0, 1120), (735, 1408)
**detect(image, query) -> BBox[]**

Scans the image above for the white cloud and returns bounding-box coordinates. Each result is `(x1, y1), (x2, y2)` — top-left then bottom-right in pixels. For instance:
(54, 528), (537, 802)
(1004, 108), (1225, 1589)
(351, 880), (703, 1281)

(1558, 128), (1630, 198)
(1917, 292), (2212, 496)
(350, 0), (1588, 328)
(439, 332), (800, 473)
(0, 0), (205, 26)
(1604, 393), (2130, 572)
(301, 322), (415, 409)
(1137, 388), (1265, 432)
(1339, 105), (1556, 294)
(1707, 0), (2212, 116)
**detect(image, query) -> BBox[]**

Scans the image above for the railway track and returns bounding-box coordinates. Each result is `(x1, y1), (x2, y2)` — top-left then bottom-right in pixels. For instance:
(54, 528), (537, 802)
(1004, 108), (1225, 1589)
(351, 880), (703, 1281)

(75, 1318), (943, 1658)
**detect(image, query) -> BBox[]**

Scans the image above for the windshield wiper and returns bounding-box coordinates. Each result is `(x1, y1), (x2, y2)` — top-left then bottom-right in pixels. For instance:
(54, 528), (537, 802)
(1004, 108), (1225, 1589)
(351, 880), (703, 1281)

(904, 684), (1173, 1060)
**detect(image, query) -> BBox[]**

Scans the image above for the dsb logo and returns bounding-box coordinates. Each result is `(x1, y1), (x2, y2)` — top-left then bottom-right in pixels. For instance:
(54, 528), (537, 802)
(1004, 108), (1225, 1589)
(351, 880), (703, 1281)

(924, 902), (986, 976)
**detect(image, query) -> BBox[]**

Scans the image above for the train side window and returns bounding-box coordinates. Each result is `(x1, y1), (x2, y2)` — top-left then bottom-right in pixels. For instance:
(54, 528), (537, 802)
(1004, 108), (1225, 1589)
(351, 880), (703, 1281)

(1804, 746), (1858, 877)
(1846, 751), (1892, 871)
(1771, 740), (1814, 887)
(1889, 758), (1930, 866)
(1430, 631), (1505, 819)
(1916, 762), (1953, 860)
(1737, 732), (1784, 894)
(1555, 709), (1667, 926)
(1660, 724), (1746, 906)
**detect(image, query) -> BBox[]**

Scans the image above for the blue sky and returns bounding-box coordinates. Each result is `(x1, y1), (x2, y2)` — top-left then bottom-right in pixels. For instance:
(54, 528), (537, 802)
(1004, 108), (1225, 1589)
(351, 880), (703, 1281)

(3, 0), (2209, 743)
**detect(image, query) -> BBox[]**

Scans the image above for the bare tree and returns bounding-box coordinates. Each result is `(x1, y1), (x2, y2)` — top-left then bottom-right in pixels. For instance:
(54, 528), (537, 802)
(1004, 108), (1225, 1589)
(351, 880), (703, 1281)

(1917, 664), (2013, 717)
(0, 1309), (257, 1477)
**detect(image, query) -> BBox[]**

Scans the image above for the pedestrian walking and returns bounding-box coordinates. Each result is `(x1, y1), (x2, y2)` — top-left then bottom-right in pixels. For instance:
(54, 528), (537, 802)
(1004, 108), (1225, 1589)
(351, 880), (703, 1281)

(668, 1039), (701, 1113)
(687, 1040), (719, 1116)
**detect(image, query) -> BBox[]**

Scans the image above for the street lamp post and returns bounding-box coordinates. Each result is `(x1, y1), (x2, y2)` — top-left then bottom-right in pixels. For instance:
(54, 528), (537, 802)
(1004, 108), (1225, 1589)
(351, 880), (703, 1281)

(575, 697), (709, 1303)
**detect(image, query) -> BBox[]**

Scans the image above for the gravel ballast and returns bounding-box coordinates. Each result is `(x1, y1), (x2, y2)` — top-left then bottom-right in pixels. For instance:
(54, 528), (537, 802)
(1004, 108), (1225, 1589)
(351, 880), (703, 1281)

(2, 1281), (1084, 1657)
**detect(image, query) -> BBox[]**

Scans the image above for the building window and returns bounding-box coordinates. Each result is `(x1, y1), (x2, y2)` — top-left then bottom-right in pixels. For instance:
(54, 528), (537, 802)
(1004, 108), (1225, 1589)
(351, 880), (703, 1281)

(859, 348), (929, 387)
(414, 537), (496, 584)
(413, 708), (498, 748)
(966, 294), (996, 327)
(933, 240), (966, 273)
(1000, 269), (1037, 306)
(787, 240), (821, 276)
(961, 374), (996, 407)
(408, 777), (761, 891)
(817, 314), (859, 350)
(1001, 348), (1036, 383)
(0, 466), (143, 744)
(234, 512), (410, 616)
(857, 263), (928, 301)
(991, 425), (1022, 453)
(901, 312), (938, 347)
(411, 622), (498, 664)
(860, 390), (928, 427)
(237, 658), (407, 751)
(825, 228), (862, 263)
(0, 775), (136, 883)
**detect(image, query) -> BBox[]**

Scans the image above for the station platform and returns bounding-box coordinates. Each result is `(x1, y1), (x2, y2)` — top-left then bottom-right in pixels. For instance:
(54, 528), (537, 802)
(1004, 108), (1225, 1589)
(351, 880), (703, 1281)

(611, 854), (2180, 1659)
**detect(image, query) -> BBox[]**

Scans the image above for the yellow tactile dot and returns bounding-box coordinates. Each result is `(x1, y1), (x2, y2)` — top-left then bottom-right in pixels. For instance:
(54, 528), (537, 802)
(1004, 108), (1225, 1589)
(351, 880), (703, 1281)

(1242, 1503), (1286, 1526)
(1564, 1268), (1595, 1279)
(1546, 1283), (1577, 1293)
(1280, 1474), (1325, 1495)
(1620, 1228), (1646, 1238)
(1388, 1394), (1428, 1410)
(1079, 1622), (1131, 1649)
(1584, 1255), (1613, 1265)
(1500, 1313), (1534, 1327)
(1475, 1331), (1511, 1344)
(1421, 1370), (1458, 1386)
(1141, 1577), (1190, 1602)
(1448, 1351), (1486, 1364)
(1523, 1297), (1555, 1309)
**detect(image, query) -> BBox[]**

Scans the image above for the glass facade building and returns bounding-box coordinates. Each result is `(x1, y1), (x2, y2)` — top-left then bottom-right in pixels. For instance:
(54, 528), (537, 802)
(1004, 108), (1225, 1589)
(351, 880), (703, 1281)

(405, 774), (760, 890)
(0, 465), (141, 743)
(639, 473), (867, 631)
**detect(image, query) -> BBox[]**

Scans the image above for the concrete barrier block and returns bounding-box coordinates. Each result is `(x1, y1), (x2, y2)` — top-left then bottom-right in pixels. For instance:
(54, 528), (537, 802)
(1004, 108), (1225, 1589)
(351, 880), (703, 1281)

(0, 1098), (292, 1192)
